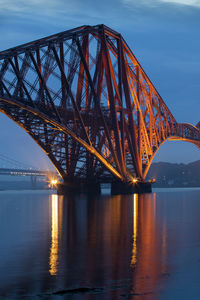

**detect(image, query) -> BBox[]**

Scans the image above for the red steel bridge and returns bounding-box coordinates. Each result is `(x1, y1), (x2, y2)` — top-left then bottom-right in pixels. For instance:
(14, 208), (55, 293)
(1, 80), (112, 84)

(0, 25), (199, 193)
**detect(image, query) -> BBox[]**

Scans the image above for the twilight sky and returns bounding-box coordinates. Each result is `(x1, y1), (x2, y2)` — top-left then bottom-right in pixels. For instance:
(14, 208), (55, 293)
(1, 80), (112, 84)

(0, 0), (199, 169)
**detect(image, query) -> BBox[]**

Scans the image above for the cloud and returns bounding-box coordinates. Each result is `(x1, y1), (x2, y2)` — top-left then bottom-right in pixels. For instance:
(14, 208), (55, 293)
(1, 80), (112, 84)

(1, 0), (200, 37)
(122, 0), (200, 7)
(0, 0), (76, 16)
(160, 0), (200, 7)
(0, 0), (119, 18)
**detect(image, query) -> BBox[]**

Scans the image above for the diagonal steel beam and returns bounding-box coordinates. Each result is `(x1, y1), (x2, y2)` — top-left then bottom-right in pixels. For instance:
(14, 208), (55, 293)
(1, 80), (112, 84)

(101, 32), (126, 176)
(51, 44), (92, 147)
(75, 36), (122, 176)
(8, 57), (35, 107)
(28, 50), (62, 123)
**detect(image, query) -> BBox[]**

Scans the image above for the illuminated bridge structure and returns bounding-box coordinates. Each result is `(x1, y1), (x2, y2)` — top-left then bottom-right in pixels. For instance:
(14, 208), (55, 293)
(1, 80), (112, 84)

(0, 25), (199, 193)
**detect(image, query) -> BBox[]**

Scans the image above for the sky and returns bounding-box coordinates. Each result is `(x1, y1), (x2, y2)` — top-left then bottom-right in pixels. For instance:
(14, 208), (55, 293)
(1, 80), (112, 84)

(0, 0), (199, 170)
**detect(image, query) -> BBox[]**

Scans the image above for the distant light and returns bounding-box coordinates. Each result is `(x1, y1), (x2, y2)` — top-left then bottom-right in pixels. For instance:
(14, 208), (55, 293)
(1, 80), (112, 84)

(132, 178), (138, 183)
(51, 179), (58, 186)
(149, 178), (156, 183)
(49, 178), (58, 189)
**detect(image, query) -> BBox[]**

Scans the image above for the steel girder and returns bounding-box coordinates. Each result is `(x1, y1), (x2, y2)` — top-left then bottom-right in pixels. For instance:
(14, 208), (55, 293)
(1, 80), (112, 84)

(0, 24), (199, 182)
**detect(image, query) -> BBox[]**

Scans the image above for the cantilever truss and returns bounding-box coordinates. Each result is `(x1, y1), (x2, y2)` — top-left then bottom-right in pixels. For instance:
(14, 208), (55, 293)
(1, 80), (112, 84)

(0, 24), (199, 183)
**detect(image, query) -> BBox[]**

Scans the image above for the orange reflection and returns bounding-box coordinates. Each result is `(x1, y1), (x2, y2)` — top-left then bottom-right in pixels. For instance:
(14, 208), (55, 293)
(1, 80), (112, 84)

(161, 219), (167, 274)
(131, 193), (138, 265)
(49, 194), (62, 276)
(131, 193), (169, 299)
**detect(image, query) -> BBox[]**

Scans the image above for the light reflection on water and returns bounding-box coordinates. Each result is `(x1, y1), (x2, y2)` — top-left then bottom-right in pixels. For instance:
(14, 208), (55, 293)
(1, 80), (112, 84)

(0, 189), (200, 299)
(49, 194), (62, 276)
(131, 193), (138, 266)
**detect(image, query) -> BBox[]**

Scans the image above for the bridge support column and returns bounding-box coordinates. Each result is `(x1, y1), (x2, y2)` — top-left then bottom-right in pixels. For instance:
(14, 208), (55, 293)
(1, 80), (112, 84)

(30, 175), (37, 189)
(111, 181), (152, 195)
(57, 180), (101, 195)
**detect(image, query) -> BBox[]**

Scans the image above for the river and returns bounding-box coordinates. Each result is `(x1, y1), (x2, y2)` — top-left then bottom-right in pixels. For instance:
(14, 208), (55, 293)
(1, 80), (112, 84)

(0, 188), (200, 299)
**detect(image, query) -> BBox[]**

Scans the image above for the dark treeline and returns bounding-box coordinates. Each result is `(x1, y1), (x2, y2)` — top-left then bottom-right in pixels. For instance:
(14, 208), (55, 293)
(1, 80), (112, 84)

(148, 160), (200, 187)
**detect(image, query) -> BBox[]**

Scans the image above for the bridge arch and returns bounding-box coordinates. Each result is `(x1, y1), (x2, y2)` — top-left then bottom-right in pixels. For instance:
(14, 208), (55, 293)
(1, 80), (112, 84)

(0, 98), (123, 181)
(145, 135), (200, 179)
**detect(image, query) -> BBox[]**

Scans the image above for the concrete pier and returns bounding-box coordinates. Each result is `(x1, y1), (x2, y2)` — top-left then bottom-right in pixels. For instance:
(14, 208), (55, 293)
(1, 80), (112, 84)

(57, 180), (101, 195)
(111, 181), (152, 195)
(57, 179), (152, 195)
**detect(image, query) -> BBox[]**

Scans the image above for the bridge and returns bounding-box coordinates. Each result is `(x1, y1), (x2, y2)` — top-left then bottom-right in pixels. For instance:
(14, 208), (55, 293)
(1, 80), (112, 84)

(0, 167), (58, 189)
(0, 24), (199, 194)
(0, 154), (58, 185)
(0, 168), (51, 177)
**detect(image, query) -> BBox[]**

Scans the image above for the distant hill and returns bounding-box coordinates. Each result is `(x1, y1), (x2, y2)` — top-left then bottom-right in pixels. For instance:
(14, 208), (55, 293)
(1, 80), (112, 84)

(147, 160), (200, 187)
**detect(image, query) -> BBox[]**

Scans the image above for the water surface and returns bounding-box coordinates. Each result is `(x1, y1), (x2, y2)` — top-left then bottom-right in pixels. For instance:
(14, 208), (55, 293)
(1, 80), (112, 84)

(1, 188), (200, 299)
